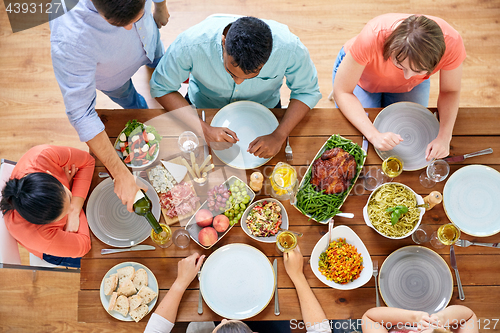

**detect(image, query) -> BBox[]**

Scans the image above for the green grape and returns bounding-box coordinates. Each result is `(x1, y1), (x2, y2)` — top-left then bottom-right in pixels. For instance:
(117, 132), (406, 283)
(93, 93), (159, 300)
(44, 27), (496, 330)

(242, 197), (249, 204)
(240, 203), (246, 210)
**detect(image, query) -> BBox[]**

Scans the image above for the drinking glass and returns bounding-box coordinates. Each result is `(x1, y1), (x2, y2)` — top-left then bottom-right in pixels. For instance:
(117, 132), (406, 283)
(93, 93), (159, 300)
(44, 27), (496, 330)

(411, 224), (434, 244)
(363, 156), (403, 191)
(430, 223), (460, 249)
(172, 228), (191, 249)
(276, 231), (298, 254)
(419, 159), (450, 188)
(178, 131), (199, 156)
(151, 223), (173, 248)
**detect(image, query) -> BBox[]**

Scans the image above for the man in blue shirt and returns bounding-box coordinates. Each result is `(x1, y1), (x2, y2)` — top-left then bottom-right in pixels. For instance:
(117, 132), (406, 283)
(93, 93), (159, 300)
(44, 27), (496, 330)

(50, 0), (169, 211)
(150, 16), (322, 158)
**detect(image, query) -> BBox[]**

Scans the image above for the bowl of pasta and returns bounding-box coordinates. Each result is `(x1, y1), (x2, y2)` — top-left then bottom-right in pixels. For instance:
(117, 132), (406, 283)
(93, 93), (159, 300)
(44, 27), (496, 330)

(362, 183), (426, 239)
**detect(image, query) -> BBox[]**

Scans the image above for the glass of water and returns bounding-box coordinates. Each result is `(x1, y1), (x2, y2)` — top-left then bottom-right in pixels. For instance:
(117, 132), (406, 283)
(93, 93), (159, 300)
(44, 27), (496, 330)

(419, 159), (450, 188)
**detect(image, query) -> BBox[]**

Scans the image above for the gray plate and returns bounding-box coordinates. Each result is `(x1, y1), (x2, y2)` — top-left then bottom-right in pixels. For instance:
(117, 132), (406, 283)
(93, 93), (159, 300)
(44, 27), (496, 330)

(373, 102), (439, 171)
(241, 198), (289, 243)
(87, 178), (161, 247)
(379, 246), (453, 313)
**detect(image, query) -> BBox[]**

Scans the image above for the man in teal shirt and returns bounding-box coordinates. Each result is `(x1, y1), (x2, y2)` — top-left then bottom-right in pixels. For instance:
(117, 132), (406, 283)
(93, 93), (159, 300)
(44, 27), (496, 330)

(150, 15), (321, 158)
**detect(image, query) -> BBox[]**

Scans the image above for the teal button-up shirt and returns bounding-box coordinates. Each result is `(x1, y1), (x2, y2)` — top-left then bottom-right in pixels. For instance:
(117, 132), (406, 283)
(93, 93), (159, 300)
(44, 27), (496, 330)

(150, 15), (321, 109)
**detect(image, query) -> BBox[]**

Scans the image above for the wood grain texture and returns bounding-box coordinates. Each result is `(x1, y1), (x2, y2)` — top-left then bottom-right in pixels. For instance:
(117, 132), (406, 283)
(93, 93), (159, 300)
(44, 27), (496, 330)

(1, 0), (500, 331)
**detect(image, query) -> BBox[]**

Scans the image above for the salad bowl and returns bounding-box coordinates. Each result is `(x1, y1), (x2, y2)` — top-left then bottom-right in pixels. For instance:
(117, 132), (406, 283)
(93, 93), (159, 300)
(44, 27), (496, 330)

(240, 198), (289, 243)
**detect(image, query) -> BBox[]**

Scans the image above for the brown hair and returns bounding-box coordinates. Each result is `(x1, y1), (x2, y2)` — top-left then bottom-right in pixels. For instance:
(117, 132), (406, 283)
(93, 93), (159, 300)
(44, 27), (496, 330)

(383, 15), (446, 74)
(432, 328), (453, 333)
(216, 321), (253, 333)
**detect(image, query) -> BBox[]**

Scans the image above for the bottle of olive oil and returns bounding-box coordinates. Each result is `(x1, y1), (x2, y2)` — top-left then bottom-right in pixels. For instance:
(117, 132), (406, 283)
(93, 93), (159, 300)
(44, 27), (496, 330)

(133, 190), (162, 234)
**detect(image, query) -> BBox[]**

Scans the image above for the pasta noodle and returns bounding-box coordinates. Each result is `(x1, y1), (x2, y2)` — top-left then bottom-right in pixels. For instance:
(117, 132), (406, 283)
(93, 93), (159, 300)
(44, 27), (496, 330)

(367, 183), (420, 238)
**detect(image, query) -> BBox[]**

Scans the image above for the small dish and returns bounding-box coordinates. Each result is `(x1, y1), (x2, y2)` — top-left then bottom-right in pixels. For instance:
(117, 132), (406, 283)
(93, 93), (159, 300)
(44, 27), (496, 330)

(310, 225), (372, 290)
(99, 261), (159, 321)
(185, 176), (255, 249)
(240, 198), (289, 243)
(114, 121), (161, 169)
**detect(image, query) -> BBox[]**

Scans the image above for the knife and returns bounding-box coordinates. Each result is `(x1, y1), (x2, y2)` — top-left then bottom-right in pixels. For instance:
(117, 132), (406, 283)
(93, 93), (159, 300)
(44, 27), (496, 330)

(101, 245), (156, 255)
(450, 245), (465, 301)
(444, 148), (493, 163)
(201, 110), (209, 159)
(273, 259), (280, 315)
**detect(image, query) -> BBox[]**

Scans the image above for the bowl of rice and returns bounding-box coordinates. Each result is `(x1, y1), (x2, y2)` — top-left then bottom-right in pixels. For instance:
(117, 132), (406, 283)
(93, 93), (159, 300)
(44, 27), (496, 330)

(310, 225), (372, 290)
(363, 183), (426, 239)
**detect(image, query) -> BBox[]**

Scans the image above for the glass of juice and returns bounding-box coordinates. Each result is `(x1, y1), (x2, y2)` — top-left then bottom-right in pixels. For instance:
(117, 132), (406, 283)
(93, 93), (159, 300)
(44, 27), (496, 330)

(151, 223), (173, 248)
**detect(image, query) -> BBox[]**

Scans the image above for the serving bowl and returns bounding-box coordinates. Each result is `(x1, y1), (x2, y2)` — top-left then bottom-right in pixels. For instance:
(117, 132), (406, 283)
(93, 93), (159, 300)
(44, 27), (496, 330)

(310, 225), (372, 290)
(240, 198), (289, 243)
(362, 182), (425, 239)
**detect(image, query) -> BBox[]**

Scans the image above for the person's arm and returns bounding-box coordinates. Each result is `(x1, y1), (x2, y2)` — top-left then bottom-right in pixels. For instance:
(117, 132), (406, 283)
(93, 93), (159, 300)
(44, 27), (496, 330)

(152, 0), (169, 28)
(333, 52), (403, 150)
(426, 64), (463, 160)
(284, 246), (329, 330)
(86, 131), (145, 212)
(248, 38), (321, 158)
(145, 253), (205, 332)
(428, 305), (478, 333)
(362, 307), (429, 333)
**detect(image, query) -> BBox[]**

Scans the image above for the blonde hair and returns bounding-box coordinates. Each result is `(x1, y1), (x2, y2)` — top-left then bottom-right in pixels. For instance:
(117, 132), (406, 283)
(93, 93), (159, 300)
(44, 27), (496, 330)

(383, 15), (446, 74)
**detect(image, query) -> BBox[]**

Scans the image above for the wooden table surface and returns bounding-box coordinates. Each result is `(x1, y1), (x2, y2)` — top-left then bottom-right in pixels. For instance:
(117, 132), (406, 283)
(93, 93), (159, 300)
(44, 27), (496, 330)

(78, 107), (500, 325)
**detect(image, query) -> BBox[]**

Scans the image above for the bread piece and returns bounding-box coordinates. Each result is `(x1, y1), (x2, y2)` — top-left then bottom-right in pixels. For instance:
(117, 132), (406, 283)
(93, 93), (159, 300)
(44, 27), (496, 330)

(108, 292), (118, 312)
(129, 303), (149, 323)
(114, 295), (129, 317)
(133, 268), (148, 290)
(104, 274), (118, 296)
(117, 266), (135, 284)
(128, 294), (143, 312)
(117, 278), (137, 297)
(137, 286), (158, 305)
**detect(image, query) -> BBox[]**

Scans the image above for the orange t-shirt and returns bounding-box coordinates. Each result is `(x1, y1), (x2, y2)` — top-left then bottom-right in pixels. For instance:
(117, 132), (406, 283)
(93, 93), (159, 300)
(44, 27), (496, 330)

(4, 145), (95, 258)
(344, 13), (466, 93)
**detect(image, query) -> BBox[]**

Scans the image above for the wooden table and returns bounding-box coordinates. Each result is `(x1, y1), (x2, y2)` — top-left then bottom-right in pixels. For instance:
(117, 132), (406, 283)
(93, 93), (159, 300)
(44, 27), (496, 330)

(78, 107), (500, 329)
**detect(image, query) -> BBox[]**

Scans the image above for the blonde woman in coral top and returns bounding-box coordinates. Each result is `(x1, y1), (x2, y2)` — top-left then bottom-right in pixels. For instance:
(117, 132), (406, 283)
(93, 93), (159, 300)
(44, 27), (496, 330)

(1, 145), (95, 267)
(333, 14), (466, 161)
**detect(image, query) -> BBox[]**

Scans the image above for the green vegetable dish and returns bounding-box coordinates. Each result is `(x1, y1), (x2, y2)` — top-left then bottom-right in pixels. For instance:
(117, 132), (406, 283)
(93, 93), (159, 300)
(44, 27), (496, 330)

(115, 119), (162, 167)
(295, 135), (366, 222)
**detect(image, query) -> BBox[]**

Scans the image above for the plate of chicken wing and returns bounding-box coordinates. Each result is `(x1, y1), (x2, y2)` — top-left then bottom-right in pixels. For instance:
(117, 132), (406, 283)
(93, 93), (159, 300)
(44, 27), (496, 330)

(292, 135), (366, 223)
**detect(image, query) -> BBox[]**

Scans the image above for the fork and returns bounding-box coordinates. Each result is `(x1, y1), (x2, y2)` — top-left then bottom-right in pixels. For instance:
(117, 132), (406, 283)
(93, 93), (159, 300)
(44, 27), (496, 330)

(285, 137), (293, 161)
(456, 239), (499, 248)
(373, 260), (380, 307)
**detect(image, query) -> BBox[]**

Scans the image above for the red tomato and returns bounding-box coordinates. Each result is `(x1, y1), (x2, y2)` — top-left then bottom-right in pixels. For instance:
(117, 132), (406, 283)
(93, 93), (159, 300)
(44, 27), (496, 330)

(123, 154), (132, 163)
(143, 130), (149, 143)
(148, 143), (157, 156)
(137, 152), (147, 160)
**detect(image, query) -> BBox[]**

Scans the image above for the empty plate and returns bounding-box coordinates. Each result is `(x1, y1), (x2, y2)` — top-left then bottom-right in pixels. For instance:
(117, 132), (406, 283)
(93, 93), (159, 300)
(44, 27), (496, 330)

(379, 246), (452, 313)
(373, 102), (439, 171)
(210, 101), (279, 169)
(443, 165), (500, 237)
(199, 243), (275, 319)
(87, 178), (161, 247)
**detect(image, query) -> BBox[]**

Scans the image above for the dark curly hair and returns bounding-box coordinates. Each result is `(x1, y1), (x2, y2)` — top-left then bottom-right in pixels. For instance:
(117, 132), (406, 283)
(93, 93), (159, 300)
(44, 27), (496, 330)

(0, 173), (67, 225)
(225, 17), (273, 74)
(93, 0), (146, 27)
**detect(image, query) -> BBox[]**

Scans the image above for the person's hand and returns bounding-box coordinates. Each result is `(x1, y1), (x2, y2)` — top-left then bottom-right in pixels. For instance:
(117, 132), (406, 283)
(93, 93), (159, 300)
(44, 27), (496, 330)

(425, 135), (451, 161)
(283, 246), (305, 283)
(113, 172), (147, 212)
(153, 1), (170, 28)
(62, 164), (78, 188)
(371, 132), (403, 151)
(247, 133), (283, 158)
(203, 125), (239, 150)
(175, 253), (205, 290)
(64, 209), (80, 232)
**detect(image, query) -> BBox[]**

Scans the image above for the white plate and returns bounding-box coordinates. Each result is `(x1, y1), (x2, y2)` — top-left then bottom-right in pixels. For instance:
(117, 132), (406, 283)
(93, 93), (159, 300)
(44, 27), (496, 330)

(373, 102), (439, 171)
(100, 262), (159, 321)
(379, 246), (452, 314)
(310, 225), (372, 290)
(87, 178), (161, 247)
(114, 122), (160, 169)
(210, 101), (279, 169)
(363, 182), (426, 239)
(241, 198), (289, 243)
(199, 243), (275, 319)
(443, 165), (500, 237)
